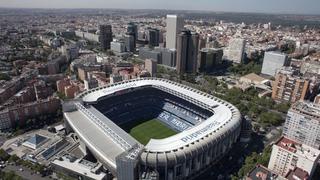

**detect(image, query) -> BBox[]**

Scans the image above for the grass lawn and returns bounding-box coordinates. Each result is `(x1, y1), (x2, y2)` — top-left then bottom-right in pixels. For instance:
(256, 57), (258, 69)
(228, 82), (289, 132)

(121, 119), (177, 145)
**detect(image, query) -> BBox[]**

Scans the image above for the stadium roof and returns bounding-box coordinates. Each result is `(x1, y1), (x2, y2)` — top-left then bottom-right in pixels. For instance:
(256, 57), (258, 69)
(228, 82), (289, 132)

(64, 106), (139, 170)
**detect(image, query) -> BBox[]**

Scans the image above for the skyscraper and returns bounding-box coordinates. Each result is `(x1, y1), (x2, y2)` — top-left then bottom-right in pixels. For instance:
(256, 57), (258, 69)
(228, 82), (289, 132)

(148, 28), (160, 47)
(99, 24), (113, 50)
(166, 15), (184, 49)
(176, 30), (199, 74)
(225, 38), (246, 64)
(127, 22), (138, 50)
(283, 101), (320, 149)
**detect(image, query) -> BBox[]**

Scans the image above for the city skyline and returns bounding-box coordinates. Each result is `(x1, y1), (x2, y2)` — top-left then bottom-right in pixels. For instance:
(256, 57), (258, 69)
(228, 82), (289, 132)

(1, 0), (320, 15)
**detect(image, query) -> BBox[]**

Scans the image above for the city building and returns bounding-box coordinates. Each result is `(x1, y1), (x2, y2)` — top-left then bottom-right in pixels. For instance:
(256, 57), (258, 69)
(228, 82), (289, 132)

(139, 47), (162, 63)
(225, 38), (246, 64)
(198, 48), (223, 73)
(75, 30), (100, 42)
(77, 66), (101, 82)
(166, 15), (184, 49)
(111, 40), (126, 54)
(261, 52), (290, 76)
(144, 59), (157, 77)
(34, 80), (52, 100)
(314, 94), (320, 104)
(52, 155), (108, 180)
(65, 85), (80, 99)
(148, 28), (160, 47)
(283, 101), (320, 149)
(125, 34), (135, 52)
(268, 136), (320, 177)
(127, 22), (138, 50)
(13, 86), (36, 104)
(176, 30), (199, 74)
(99, 24), (113, 50)
(47, 60), (60, 75)
(57, 79), (71, 94)
(272, 67), (309, 103)
(84, 78), (99, 91)
(246, 164), (281, 180)
(110, 74), (123, 84)
(285, 167), (309, 180)
(154, 47), (177, 68)
(0, 97), (60, 131)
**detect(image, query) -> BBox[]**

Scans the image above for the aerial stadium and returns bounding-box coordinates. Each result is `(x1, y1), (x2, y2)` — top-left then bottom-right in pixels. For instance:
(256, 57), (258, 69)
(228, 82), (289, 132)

(63, 78), (242, 180)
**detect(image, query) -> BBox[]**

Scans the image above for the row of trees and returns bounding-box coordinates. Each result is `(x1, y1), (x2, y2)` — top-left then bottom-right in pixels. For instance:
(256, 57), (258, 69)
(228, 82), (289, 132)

(0, 149), (46, 175)
(0, 171), (22, 180)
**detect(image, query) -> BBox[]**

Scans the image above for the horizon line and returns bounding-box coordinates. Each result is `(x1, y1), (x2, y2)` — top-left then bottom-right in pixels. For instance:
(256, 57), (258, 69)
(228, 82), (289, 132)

(0, 6), (319, 16)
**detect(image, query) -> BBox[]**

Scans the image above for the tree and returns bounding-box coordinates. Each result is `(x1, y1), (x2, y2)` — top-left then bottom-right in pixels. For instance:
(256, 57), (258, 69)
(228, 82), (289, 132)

(237, 146), (272, 178)
(258, 112), (283, 126)
(0, 73), (11, 81)
(0, 149), (10, 161)
(274, 103), (291, 113)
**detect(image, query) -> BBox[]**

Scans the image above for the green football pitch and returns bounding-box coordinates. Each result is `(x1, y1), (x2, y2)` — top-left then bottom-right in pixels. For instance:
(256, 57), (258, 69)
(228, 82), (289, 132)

(121, 119), (177, 145)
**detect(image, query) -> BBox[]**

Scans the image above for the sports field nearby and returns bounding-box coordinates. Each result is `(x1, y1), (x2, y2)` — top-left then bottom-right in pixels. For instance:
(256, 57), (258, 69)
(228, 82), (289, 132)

(121, 119), (177, 145)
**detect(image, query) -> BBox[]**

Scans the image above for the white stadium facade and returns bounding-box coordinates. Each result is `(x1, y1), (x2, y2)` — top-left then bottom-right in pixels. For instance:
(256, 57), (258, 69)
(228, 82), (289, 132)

(63, 78), (242, 180)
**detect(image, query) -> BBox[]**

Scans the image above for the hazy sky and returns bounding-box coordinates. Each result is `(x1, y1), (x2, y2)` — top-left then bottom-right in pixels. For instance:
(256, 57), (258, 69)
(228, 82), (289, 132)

(1, 0), (320, 14)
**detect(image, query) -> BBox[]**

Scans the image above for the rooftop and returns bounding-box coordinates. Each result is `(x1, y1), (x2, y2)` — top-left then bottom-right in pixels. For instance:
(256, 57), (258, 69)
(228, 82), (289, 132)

(276, 136), (320, 161)
(52, 155), (107, 180)
(241, 73), (266, 83)
(246, 164), (278, 180)
(291, 101), (320, 121)
(26, 134), (47, 145)
(285, 167), (309, 180)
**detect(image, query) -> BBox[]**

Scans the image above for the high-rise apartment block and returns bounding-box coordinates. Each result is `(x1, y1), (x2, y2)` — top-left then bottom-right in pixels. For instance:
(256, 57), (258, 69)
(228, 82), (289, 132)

(176, 30), (199, 74)
(166, 15), (184, 49)
(283, 101), (320, 149)
(99, 24), (113, 50)
(261, 51), (290, 76)
(268, 137), (320, 178)
(225, 38), (246, 64)
(272, 67), (309, 103)
(198, 48), (223, 73)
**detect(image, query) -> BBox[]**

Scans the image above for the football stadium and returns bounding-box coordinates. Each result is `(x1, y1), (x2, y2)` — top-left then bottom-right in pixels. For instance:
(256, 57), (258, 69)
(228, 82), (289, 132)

(63, 78), (242, 180)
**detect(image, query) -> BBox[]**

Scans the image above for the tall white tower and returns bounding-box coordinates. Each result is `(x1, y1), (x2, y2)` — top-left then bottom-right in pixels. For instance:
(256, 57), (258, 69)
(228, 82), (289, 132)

(166, 15), (184, 49)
